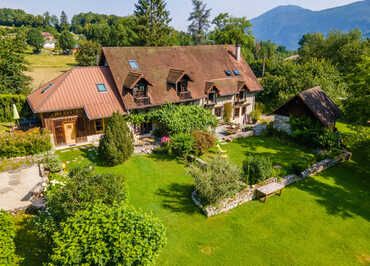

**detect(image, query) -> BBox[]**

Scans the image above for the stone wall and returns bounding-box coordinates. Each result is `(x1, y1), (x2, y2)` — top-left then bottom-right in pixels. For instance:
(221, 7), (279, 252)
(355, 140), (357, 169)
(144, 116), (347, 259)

(273, 115), (291, 135)
(192, 151), (351, 217)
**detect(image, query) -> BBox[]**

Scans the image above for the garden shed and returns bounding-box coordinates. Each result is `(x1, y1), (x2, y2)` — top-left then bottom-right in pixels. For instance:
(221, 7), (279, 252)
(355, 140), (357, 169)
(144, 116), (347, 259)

(273, 86), (342, 127)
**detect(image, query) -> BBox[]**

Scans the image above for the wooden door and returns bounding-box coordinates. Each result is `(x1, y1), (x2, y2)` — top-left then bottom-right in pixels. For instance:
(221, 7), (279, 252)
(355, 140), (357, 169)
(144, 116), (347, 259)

(64, 122), (76, 145)
(55, 125), (65, 145)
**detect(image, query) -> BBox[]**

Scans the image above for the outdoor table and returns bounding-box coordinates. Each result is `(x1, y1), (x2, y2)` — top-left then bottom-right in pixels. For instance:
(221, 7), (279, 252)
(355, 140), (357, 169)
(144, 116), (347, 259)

(256, 182), (284, 203)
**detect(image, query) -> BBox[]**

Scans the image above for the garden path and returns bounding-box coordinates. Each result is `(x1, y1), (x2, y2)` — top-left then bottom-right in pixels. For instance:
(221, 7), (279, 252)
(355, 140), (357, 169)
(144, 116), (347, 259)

(0, 165), (42, 211)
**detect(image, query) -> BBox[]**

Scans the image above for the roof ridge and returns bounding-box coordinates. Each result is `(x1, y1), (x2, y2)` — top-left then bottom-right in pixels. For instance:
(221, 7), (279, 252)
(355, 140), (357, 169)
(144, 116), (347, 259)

(37, 69), (74, 111)
(103, 44), (232, 49)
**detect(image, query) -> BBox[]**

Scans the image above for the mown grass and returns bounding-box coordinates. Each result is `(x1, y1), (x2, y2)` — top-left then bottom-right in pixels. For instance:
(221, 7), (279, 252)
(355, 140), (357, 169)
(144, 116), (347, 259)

(24, 54), (76, 89)
(49, 124), (370, 266)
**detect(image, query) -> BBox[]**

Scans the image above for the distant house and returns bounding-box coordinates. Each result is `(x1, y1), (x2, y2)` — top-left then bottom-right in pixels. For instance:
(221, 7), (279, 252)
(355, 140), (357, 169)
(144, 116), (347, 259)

(273, 86), (342, 127)
(41, 32), (56, 49)
(27, 44), (263, 147)
(283, 55), (300, 61)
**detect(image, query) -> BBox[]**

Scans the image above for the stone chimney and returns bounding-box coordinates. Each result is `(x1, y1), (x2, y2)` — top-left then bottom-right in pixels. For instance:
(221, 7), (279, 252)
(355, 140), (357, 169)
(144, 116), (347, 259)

(236, 43), (241, 62)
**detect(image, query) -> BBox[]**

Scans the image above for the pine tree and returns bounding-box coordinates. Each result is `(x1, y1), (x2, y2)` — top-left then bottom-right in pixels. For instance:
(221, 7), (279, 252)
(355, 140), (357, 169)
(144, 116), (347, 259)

(134, 0), (173, 46)
(98, 112), (134, 166)
(60, 11), (69, 31)
(188, 0), (211, 45)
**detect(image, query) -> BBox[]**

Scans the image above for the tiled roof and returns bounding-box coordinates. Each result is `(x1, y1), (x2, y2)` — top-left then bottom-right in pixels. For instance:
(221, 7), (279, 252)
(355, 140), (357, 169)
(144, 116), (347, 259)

(27, 66), (126, 119)
(274, 86), (342, 126)
(102, 45), (263, 110)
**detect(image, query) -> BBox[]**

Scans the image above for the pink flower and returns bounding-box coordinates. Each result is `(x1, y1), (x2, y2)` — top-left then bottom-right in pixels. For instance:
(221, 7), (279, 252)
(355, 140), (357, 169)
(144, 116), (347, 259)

(161, 136), (170, 143)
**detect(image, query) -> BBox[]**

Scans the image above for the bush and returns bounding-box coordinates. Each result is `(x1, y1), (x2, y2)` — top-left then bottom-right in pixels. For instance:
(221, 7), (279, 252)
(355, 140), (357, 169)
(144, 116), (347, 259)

(188, 156), (243, 205)
(42, 155), (63, 173)
(50, 203), (167, 266)
(0, 128), (51, 158)
(169, 133), (194, 157)
(99, 112), (134, 166)
(250, 102), (263, 122)
(34, 166), (128, 240)
(243, 155), (273, 185)
(223, 102), (232, 123)
(150, 104), (218, 135)
(0, 210), (16, 265)
(0, 94), (32, 122)
(192, 130), (216, 155)
(290, 160), (311, 176)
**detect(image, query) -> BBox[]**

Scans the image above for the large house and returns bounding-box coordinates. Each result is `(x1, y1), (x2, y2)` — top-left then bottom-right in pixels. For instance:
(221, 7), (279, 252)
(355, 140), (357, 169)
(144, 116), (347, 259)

(27, 44), (263, 147)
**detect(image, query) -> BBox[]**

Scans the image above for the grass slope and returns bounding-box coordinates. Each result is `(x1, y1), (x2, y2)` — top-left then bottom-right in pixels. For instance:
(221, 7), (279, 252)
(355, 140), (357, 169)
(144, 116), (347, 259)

(24, 54), (76, 90)
(52, 127), (369, 265)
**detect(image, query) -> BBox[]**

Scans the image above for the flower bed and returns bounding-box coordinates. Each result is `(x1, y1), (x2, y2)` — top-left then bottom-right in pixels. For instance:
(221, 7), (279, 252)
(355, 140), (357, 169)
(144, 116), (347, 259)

(192, 151), (352, 217)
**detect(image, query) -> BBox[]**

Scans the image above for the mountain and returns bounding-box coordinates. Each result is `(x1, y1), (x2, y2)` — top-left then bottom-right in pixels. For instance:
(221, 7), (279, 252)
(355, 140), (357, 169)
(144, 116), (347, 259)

(251, 0), (370, 50)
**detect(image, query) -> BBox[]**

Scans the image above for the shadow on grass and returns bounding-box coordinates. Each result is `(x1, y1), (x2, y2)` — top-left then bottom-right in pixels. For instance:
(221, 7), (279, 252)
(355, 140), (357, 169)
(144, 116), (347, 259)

(294, 161), (370, 221)
(156, 183), (201, 215)
(14, 215), (49, 266)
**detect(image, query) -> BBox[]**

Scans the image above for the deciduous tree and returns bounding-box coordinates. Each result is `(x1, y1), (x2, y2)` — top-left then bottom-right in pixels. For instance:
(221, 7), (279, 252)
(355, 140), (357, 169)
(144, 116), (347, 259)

(75, 40), (101, 66)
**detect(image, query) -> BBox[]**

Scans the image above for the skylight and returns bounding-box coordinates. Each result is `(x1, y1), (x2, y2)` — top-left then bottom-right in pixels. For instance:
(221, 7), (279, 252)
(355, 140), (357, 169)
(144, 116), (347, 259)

(233, 69), (241, 76)
(41, 83), (53, 94)
(225, 70), (232, 76)
(129, 60), (139, 70)
(96, 84), (108, 93)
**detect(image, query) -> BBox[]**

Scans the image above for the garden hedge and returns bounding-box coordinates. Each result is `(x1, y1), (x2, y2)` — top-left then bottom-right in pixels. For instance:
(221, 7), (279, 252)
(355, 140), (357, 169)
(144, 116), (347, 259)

(0, 94), (32, 122)
(0, 210), (16, 265)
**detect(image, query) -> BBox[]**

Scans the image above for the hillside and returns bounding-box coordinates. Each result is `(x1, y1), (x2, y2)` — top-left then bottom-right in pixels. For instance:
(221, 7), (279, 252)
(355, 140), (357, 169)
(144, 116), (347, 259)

(251, 0), (370, 50)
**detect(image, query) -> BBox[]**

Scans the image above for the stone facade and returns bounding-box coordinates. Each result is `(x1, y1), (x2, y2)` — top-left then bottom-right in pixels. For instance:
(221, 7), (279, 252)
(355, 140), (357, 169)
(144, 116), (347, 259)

(192, 151), (351, 217)
(273, 115), (291, 134)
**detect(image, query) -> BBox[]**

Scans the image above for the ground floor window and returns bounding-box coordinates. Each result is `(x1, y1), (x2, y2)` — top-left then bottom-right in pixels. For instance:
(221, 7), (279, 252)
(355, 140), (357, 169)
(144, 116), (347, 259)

(95, 119), (104, 133)
(215, 107), (223, 118)
(234, 107), (240, 118)
(134, 122), (152, 135)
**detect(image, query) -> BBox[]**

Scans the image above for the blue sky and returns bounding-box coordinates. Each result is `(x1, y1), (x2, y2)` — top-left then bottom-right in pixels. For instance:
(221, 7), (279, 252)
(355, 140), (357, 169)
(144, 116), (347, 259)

(0, 0), (360, 30)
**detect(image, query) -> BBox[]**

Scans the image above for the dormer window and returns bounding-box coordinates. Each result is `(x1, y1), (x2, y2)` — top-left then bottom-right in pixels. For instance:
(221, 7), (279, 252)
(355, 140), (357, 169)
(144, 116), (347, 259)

(207, 87), (218, 105)
(177, 78), (188, 93)
(129, 60), (139, 70)
(133, 81), (147, 98)
(167, 69), (193, 100)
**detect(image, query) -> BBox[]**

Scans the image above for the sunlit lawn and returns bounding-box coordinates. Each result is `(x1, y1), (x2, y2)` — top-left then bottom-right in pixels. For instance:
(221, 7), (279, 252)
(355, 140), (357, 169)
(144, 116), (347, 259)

(44, 127), (370, 265)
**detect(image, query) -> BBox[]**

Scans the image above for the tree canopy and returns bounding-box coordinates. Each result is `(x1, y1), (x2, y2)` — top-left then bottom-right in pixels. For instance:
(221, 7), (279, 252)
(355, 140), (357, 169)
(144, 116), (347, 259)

(75, 40), (101, 66)
(58, 30), (76, 54)
(27, 28), (44, 53)
(188, 0), (211, 44)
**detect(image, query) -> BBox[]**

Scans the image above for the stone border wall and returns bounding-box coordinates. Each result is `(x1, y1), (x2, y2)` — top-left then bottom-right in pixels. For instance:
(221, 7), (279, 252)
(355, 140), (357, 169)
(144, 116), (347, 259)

(192, 151), (352, 217)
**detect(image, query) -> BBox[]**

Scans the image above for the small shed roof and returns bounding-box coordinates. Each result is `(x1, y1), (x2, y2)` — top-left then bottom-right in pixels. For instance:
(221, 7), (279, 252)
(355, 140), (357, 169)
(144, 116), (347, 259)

(274, 86), (342, 126)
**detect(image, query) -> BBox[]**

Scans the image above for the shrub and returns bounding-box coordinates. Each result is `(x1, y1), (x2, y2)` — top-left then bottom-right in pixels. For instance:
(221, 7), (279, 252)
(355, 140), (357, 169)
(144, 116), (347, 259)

(0, 128), (51, 158)
(188, 156), (243, 205)
(0, 94), (32, 122)
(243, 155), (273, 185)
(33, 166), (128, 240)
(290, 160), (311, 176)
(0, 210), (16, 265)
(170, 133), (194, 157)
(42, 155), (63, 173)
(99, 112), (134, 166)
(150, 104), (218, 135)
(250, 102), (263, 122)
(50, 203), (167, 266)
(223, 102), (232, 123)
(192, 130), (216, 155)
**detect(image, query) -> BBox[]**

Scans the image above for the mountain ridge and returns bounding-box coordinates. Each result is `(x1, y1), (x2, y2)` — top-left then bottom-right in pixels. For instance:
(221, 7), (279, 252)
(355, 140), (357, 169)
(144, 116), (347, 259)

(251, 0), (370, 50)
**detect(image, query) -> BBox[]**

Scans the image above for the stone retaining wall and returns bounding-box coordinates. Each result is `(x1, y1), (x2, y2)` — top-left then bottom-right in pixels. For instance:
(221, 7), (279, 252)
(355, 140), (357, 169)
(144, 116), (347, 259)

(192, 151), (351, 217)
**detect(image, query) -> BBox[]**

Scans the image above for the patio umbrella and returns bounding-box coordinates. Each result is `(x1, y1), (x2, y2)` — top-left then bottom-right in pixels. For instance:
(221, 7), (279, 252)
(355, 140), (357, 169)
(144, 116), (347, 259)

(12, 104), (20, 128)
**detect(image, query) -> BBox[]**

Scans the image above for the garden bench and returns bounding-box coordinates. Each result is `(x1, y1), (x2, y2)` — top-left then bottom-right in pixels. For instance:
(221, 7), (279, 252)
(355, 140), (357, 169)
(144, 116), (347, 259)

(256, 182), (284, 203)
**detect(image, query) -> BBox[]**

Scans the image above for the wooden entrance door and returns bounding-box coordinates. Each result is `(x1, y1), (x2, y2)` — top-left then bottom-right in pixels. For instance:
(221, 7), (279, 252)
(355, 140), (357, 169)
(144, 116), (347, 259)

(64, 122), (76, 145)
(55, 124), (65, 145)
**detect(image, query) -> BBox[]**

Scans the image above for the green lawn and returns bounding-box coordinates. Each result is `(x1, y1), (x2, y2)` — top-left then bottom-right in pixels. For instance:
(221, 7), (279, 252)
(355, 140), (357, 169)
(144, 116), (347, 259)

(52, 127), (370, 265)
(14, 124), (370, 265)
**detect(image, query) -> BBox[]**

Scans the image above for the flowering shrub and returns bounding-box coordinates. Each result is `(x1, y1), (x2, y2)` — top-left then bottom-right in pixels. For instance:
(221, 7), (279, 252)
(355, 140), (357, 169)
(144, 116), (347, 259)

(192, 130), (216, 155)
(0, 128), (51, 158)
(161, 136), (170, 143)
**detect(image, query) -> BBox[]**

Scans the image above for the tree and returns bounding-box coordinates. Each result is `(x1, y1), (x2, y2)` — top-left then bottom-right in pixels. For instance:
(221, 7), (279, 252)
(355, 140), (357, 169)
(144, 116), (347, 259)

(27, 28), (44, 53)
(32, 166), (128, 240)
(0, 28), (31, 94)
(188, 0), (211, 44)
(58, 30), (75, 54)
(99, 112), (134, 166)
(59, 10), (69, 31)
(134, 0), (175, 46)
(50, 15), (59, 28)
(50, 203), (167, 265)
(43, 11), (51, 26)
(75, 40), (101, 66)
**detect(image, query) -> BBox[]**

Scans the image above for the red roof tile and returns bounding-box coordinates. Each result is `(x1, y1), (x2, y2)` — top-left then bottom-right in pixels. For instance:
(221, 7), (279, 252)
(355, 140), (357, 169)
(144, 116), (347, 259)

(27, 66), (126, 119)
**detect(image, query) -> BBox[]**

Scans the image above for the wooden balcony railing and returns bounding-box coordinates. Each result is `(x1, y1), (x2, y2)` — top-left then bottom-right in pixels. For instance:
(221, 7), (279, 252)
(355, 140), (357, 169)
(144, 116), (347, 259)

(134, 96), (151, 106)
(178, 91), (192, 100)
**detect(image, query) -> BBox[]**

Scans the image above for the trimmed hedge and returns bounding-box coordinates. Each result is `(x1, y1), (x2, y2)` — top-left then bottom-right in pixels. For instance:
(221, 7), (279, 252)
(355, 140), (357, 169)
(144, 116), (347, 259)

(0, 210), (16, 265)
(0, 94), (32, 122)
(0, 128), (51, 158)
